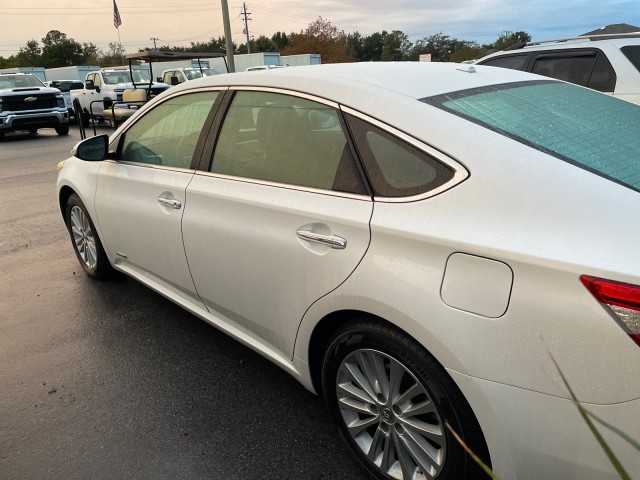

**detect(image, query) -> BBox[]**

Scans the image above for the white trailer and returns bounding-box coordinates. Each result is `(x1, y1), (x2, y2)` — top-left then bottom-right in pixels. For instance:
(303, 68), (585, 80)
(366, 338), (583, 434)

(280, 54), (321, 67)
(0, 67), (47, 82)
(233, 52), (281, 72)
(45, 66), (100, 82)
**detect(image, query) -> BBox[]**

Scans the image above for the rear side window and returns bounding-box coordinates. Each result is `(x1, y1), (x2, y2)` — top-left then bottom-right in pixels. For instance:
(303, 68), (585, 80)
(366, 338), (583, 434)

(621, 45), (640, 72)
(423, 81), (640, 192)
(530, 51), (616, 92)
(479, 55), (529, 71)
(211, 91), (366, 194)
(346, 115), (455, 198)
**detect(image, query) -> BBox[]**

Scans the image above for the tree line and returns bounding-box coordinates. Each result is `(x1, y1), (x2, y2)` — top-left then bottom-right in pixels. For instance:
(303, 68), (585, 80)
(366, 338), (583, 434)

(0, 17), (530, 69)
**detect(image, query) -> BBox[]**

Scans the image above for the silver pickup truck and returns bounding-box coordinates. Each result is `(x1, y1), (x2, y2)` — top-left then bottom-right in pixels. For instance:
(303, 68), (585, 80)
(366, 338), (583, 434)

(0, 72), (69, 139)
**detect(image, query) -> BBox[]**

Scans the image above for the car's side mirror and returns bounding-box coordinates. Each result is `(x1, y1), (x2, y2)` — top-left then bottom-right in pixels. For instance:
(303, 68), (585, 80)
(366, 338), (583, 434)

(85, 80), (95, 90)
(170, 76), (179, 86)
(71, 134), (109, 161)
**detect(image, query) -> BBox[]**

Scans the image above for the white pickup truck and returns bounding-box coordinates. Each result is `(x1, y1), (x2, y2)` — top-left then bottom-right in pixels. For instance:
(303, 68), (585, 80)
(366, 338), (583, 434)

(71, 69), (170, 124)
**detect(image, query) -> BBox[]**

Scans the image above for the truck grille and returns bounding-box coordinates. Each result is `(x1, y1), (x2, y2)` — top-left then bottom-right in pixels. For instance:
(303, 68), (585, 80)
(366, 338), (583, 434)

(4, 94), (58, 111)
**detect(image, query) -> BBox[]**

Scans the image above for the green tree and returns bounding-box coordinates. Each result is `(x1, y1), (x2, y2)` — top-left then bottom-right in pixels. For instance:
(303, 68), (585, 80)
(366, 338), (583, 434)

(40, 30), (85, 67)
(15, 40), (42, 66)
(381, 30), (412, 61)
(493, 31), (532, 51)
(271, 32), (289, 51)
(361, 31), (387, 61)
(345, 31), (363, 61)
(99, 42), (126, 67)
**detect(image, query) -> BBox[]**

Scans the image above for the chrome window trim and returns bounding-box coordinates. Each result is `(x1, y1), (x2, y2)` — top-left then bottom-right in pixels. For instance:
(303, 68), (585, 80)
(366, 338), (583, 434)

(229, 86), (340, 109)
(340, 106), (470, 203)
(194, 170), (371, 202)
(104, 159), (196, 174)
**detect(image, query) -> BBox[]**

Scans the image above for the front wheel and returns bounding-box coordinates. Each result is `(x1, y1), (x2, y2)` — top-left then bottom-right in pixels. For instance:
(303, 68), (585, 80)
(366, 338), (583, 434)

(65, 193), (113, 279)
(322, 321), (490, 480)
(55, 125), (69, 136)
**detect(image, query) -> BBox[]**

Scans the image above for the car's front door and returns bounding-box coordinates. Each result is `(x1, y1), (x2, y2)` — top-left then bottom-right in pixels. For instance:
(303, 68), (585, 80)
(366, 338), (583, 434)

(95, 90), (221, 306)
(182, 89), (373, 357)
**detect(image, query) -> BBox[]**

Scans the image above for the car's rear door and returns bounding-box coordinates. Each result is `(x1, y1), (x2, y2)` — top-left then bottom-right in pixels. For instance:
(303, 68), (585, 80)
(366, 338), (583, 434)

(182, 89), (373, 358)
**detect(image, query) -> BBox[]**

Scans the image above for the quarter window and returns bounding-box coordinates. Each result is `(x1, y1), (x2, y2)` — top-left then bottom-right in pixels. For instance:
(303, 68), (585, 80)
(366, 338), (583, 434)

(211, 90), (366, 194)
(346, 115), (455, 198)
(118, 91), (218, 168)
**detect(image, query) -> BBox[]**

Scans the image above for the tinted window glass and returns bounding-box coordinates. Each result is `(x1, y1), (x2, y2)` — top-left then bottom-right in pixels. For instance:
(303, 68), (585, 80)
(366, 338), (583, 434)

(211, 91), (366, 194)
(119, 91), (218, 168)
(621, 45), (640, 72)
(481, 55), (528, 71)
(587, 54), (616, 92)
(347, 115), (454, 198)
(531, 54), (595, 86)
(424, 81), (640, 192)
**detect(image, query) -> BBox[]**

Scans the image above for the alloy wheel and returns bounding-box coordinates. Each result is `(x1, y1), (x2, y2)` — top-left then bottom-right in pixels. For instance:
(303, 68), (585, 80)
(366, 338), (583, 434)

(336, 349), (446, 480)
(70, 205), (98, 270)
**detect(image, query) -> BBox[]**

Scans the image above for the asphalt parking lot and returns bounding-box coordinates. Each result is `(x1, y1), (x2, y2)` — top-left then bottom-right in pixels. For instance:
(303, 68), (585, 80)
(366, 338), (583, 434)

(0, 127), (369, 479)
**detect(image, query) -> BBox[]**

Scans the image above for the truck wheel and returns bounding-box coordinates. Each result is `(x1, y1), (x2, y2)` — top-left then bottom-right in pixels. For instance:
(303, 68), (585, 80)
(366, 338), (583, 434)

(55, 125), (70, 136)
(80, 110), (90, 128)
(29, 128), (38, 134)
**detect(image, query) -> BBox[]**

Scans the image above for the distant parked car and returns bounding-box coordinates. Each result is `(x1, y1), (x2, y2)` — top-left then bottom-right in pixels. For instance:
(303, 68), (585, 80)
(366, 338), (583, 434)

(0, 72), (69, 138)
(161, 67), (222, 85)
(58, 63), (640, 480)
(44, 80), (84, 119)
(245, 65), (287, 72)
(475, 32), (640, 104)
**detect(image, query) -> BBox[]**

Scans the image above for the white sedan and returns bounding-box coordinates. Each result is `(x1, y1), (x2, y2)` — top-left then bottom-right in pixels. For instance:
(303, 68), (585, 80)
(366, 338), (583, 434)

(57, 62), (640, 480)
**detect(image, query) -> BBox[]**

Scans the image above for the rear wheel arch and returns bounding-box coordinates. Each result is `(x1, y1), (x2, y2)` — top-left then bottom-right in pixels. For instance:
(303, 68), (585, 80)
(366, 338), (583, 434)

(308, 311), (492, 479)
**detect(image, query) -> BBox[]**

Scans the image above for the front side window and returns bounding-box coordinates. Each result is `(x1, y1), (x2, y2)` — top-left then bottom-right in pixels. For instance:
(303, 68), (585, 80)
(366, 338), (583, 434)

(211, 90), (366, 194)
(423, 81), (640, 192)
(118, 91), (219, 168)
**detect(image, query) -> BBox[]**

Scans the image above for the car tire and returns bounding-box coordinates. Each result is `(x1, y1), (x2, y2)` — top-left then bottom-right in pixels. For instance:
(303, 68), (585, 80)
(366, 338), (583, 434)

(322, 320), (490, 480)
(65, 193), (114, 279)
(55, 125), (70, 136)
(80, 109), (90, 128)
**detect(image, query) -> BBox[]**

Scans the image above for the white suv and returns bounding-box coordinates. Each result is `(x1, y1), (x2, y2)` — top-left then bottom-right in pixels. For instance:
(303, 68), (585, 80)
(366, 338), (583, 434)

(475, 33), (640, 105)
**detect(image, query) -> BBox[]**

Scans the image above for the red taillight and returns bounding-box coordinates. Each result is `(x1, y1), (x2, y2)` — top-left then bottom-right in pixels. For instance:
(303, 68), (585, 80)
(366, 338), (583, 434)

(581, 275), (640, 347)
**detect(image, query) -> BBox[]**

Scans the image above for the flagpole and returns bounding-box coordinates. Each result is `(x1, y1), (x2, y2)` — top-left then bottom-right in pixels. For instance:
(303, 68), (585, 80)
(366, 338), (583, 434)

(117, 28), (124, 67)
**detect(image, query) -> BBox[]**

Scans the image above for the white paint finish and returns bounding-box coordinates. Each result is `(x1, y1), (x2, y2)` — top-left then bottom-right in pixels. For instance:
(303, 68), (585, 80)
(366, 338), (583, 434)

(182, 174), (373, 357)
(440, 253), (513, 318)
(94, 162), (203, 306)
(449, 371), (640, 479)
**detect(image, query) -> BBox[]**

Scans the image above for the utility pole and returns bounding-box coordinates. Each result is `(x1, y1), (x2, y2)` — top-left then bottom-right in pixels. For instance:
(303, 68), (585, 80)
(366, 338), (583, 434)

(240, 2), (251, 54)
(220, 0), (235, 72)
(150, 37), (160, 50)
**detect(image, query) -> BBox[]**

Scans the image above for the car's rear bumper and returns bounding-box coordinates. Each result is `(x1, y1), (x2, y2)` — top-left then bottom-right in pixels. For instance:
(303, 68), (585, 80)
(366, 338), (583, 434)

(450, 370), (640, 479)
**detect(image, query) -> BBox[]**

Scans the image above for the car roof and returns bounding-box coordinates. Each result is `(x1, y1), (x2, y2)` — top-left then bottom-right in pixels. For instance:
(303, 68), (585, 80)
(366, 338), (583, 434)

(170, 62), (545, 103)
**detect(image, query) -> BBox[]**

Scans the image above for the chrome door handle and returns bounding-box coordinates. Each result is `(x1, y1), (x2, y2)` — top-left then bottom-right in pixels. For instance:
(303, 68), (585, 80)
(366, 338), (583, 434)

(157, 197), (182, 209)
(296, 230), (347, 249)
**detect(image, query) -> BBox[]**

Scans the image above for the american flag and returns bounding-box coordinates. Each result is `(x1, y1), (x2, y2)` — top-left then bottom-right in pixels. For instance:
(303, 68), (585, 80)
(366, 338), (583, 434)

(113, 0), (122, 28)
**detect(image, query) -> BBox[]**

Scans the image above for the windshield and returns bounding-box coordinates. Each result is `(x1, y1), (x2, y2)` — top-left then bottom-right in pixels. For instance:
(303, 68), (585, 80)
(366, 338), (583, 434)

(184, 68), (221, 80)
(47, 80), (83, 92)
(103, 70), (150, 84)
(0, 74), (45, 89)
(423, 80), (640, 192)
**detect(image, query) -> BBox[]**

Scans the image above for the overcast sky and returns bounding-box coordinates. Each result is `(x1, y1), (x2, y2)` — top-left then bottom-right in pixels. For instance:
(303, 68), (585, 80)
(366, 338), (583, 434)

(2, 0), (638, 57)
